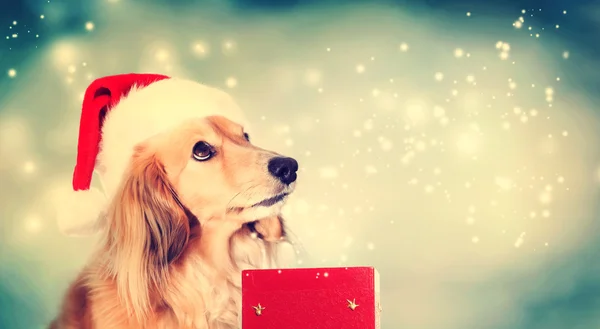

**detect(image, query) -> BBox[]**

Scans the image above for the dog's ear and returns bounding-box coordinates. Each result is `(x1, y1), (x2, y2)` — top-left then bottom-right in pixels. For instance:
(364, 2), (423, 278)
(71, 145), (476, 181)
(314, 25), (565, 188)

(254, 215), (286, 242)
(104, 147), (190, 321)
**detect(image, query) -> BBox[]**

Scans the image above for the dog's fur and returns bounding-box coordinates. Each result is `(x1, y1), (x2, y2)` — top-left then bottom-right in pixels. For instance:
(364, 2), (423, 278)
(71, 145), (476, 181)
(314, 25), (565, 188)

(50, 116), (295, 329)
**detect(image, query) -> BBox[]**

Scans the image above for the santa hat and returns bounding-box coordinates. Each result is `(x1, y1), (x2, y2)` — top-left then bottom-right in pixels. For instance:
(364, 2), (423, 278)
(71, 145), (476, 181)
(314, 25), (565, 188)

(57, 73), (246, 236)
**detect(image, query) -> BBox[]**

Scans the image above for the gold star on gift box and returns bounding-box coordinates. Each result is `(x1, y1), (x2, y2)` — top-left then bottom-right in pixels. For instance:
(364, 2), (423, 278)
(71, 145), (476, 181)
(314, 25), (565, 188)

(347, 299), (359, 311)
(253, 303), (265, 316)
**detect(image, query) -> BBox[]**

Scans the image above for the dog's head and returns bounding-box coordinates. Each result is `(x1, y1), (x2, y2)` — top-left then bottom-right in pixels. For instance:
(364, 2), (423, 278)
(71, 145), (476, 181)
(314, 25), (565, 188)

(103, 115), (297, 319)
(108, 114), (297, 254)
(170, 116), (296, 226)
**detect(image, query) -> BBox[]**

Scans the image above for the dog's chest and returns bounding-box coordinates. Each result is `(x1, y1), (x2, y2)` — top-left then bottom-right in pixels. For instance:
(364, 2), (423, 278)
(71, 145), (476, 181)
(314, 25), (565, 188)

(166, 239), (270, 329)
(167, 258), (243, 329)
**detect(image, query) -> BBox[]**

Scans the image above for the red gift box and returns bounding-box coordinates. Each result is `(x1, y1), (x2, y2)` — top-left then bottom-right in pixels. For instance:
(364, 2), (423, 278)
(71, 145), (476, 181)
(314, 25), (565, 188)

(241, 266), (381, 329)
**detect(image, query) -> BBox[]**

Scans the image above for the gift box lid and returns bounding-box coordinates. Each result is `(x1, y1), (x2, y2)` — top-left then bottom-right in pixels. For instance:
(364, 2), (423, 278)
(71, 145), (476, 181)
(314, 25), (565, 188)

(242, 266), (380, 329)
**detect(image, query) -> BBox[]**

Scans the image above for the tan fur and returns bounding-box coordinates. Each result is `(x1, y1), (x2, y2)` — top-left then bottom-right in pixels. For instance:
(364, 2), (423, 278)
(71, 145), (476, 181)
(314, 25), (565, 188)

(51, 116), (293, 329)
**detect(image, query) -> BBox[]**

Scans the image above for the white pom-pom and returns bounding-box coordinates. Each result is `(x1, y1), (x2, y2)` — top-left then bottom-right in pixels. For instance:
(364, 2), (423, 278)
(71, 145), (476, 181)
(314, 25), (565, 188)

(55, 187), (107, 237)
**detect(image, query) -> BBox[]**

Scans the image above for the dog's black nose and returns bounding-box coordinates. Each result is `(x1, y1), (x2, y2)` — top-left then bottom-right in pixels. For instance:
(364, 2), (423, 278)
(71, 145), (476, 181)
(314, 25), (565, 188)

(268, 157), (298, 185)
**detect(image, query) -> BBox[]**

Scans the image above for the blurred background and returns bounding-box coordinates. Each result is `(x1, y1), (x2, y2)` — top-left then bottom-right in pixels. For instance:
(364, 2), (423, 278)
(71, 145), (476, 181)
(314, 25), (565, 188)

(2, 0), (600, 328)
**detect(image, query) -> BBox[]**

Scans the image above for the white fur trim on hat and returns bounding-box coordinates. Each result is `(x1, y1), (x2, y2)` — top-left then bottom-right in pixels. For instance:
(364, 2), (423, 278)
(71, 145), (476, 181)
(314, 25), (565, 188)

(56, 187), (107, 237)
(98, 78), (247, 198)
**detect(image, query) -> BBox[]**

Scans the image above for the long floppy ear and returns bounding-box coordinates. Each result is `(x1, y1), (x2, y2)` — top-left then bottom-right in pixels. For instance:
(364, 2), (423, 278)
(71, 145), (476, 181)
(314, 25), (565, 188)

(103, 147), (190, 322)
(230, 215), (288, 270)
(256, 215), (285, 268)
(253, 215), (286, 242)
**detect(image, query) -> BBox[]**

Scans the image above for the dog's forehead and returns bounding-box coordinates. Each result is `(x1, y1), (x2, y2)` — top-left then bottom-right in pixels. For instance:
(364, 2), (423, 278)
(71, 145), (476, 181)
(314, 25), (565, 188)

(207, 116), (244, 132)
(177, 116), (244, 142)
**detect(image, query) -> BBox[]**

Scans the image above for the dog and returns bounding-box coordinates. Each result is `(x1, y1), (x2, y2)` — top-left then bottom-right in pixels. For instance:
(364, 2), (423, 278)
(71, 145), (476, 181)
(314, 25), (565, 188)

(50, 114), (298, 328)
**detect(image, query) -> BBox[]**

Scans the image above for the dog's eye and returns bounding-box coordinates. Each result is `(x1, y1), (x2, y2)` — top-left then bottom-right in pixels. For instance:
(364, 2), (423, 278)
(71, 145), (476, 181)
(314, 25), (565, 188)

(192, 141), (214, 161)
(243, 132), (250, 141)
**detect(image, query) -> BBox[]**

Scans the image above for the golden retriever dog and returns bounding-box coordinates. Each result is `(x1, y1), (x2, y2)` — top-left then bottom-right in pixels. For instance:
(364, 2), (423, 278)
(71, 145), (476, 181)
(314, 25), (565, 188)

(50, 76), (298, 329)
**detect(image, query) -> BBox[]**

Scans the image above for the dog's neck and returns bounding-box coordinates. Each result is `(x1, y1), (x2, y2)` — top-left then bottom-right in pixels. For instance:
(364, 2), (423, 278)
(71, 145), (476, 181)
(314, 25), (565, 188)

(195, 219), (244, 273)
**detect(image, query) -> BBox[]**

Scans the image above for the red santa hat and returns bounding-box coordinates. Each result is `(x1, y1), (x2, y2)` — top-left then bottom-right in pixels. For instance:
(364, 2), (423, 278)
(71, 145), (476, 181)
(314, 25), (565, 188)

(57, 73), (246, 236)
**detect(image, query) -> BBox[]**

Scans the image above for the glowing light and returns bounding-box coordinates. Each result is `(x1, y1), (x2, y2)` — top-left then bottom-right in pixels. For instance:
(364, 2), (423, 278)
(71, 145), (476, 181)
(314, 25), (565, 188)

(155, 49), (169, 62)
(24, 215), (42, 234)
(355, 64), (365, 73)
(7, 69), (16, 78)
(513, 20), (523, 28)
(23, 161), (36, 174)
(192, 41), (209, 58)
(222, 40), (236, 55)
(456, 132), (480, 155)
(539, 191), (552, 204)
(319, 167), (338, 180)
(399, 43), (409, 52)
(494, 176), (514, 190)
(51, 42), (78, 68)
(378, 136), (393, 151)
(365, 165), (378, 175)
(514, 232), (526, 248)
(454, 48), (464, 58)
(304, 69), (322, 86)
(225, 77), (238, 88)
(433, 105), (445, 118)
(405, 100), (428, 125)
(85, 21), (94, 31)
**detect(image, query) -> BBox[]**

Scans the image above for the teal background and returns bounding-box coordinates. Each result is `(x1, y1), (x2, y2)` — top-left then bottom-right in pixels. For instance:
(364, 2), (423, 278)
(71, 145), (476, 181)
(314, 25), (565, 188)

(2, 0), (600, 328)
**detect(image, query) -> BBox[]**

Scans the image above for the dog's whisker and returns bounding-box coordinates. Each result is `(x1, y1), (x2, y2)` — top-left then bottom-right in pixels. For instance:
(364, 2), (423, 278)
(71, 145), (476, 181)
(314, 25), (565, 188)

(225, 183), (261, 211)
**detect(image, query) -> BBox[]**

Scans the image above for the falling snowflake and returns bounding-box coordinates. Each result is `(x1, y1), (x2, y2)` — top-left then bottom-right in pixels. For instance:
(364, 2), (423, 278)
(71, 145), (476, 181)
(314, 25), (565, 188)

(514, 232), (526, 248)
